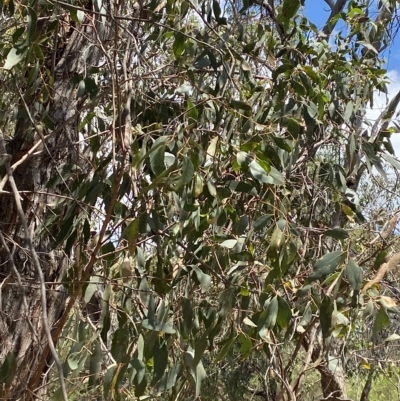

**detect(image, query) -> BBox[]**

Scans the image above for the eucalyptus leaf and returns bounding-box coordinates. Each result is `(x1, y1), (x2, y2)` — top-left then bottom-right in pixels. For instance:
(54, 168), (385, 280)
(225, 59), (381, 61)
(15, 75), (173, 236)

(346, 259), (363, 292)
(307, 251), (346, 283)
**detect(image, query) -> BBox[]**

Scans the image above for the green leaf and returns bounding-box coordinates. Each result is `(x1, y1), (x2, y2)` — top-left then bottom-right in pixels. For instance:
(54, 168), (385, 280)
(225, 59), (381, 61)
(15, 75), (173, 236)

(233, 215), (249, 235)
(372, 159), (388, 182)
(320, 296), (334, 338)
(193, 173), (203, 197)
(194, 332), (208, 366)
(276, 296), (292, 328)
(176, 156), (194, 188)
(215, 329), (237, 362)
(213, 0), (221, 19)
(270, 225), (283, 249)
(220, 239), (238, 249)
(296, 284), (312, 298)
(269, 166), (285, 185)
(207, 179), (217, 196)
(231, 100), (252, 111)
(253, 214), (272, 231)
(278, 0), (301, 22)
(357, 41), (378, 54)
(0, 352), (17, 388)
(84, 77), (99, 99)
(238, 333), (253, 358)
(191, 265), (211, 291)
(187, 99), (199, 124)
(307, 102), (318, 119)
(344, 101), (353, 122)
(130, 358), (146, 386)
(302, 66), (321, 86)
(374, 250), (388, 269)
(26, 7), (37, 44)
(84, 275), (101, 303)
(122, 219), (139, 255)
(173, 31), (186, 59)
(225, 180), (257, 195)
(154, 365), (182, 392)
(142, 319), (176, 334)
(382, 153), (400, 169)
(181, 298), (193, 337)
(185, 348), (207, 397)
(265, 296), (279, 329)
(152, 340), (168, 384)
(237, 151), (252, 167)
(4, 46), (26, 69)
(372, 308), (389, 342)
(287, 118), (301, 139)
(104, 365), (117, 398)
(243, 317), (257, 327)
(150, 137), (167, 176)
(384, 333), (400, 342)
(323, 228), (349, 240)
(250, 160), (269, 183)
(111, 326), (129, 363)
(346, 259), (363, 292)
(88, 342), (102, 388)
(67, 351), (81, 371)
(258, 296), (279, 337)
(307, 251), (346, 283)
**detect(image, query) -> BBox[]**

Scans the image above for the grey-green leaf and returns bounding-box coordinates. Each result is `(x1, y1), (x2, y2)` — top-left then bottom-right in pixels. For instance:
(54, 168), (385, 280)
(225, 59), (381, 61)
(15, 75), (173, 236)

(323, 228), (349, 240)
(191, 265), (212, 291)
(346, 259), (363, 292)
(4, 47), (26, 70)
(307, 251), (346, 283)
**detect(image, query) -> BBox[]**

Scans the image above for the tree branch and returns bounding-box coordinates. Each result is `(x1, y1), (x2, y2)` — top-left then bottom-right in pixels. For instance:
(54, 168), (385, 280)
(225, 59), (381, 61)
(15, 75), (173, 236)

(363, 252), (400, 293)
(324, 0), (335, 9)
(322, 0), (348, 36)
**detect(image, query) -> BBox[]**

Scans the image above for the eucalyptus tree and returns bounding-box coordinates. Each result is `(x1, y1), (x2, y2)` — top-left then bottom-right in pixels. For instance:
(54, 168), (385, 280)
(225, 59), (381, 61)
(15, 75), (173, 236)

(1, 0), (400, 400)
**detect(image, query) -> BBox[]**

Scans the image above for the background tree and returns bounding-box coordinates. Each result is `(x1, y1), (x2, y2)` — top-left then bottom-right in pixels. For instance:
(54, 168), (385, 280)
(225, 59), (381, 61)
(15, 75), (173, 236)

(1, 0), (400, 400)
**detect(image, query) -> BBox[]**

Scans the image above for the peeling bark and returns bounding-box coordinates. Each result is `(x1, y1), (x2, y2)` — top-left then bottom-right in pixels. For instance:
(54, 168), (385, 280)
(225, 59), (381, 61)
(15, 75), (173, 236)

(0, 4), (111, 399)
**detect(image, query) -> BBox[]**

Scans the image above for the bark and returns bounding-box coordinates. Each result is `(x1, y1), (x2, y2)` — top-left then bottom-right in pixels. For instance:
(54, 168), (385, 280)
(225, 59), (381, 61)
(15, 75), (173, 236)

(359, 366), (375, 401)
(322, 0), (348, 36)
(0, 4), (111, 399)
(302, 334), (350, 401)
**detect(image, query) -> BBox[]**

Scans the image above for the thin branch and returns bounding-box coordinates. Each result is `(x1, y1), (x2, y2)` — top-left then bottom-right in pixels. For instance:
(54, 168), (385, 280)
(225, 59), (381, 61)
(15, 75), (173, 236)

(291, 325), (317, 396)
(370, 88), (400, 141)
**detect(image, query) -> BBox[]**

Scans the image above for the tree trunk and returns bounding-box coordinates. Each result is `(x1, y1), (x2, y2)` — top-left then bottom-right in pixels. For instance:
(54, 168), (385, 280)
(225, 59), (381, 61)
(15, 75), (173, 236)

(0, 5), (111, 399)
(302, 334), (350, 401)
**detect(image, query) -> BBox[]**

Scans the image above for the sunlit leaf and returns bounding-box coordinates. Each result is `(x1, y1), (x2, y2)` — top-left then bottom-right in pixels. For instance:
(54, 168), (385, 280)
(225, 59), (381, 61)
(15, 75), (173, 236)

(4, 46), (26, 69)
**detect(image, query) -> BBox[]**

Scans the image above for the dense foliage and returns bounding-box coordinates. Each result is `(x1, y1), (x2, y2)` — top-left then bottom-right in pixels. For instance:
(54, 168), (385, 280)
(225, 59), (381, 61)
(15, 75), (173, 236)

(1, 0), (400, 400)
